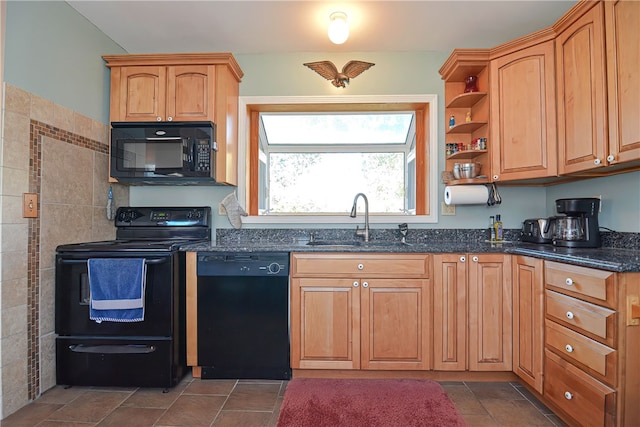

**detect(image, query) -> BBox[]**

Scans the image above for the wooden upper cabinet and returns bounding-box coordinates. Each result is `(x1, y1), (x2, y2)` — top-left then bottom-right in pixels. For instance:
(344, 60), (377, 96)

(490, 39), (557, 182)
(555, 2), (608, 174)
(605, 0), (640, 166)
(167, 65), (216, 122)
(114, 66), (167, 122)
(111, 64), (215, 122)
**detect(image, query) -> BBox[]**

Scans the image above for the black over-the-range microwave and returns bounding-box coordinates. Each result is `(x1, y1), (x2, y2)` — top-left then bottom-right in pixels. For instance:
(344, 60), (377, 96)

(110, 121), (217, 184)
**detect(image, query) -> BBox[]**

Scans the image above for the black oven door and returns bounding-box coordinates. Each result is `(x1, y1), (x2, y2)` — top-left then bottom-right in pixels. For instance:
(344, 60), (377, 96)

(55, 251), (181, 337)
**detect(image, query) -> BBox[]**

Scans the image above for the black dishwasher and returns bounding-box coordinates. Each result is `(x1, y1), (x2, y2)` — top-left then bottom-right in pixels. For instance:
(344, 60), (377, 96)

(196, 252), (291, 380)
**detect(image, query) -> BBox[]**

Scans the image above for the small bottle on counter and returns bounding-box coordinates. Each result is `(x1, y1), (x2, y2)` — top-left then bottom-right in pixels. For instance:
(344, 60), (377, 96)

(489, 216), (496, 241)
(449, 115), (455, 128)
(494, 214), (504, 242)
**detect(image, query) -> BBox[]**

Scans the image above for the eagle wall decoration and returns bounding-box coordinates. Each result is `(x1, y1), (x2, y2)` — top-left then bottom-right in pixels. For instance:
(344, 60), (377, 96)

(303, 60), (375, 88)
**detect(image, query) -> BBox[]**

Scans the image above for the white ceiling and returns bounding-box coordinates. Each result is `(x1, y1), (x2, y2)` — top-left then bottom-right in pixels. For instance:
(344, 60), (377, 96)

(67, 1), (577, 55)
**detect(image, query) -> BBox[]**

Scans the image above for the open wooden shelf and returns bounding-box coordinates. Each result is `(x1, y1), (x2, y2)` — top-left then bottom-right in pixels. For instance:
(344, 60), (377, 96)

(447, 149), (487, 160)
(446, 121), (487, 134)
(446, 92), (487, 109)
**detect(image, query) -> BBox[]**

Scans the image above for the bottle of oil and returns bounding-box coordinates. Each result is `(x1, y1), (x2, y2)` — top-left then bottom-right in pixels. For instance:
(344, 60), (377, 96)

(489, 216), (496, 242)
(494, 214), (503, 242)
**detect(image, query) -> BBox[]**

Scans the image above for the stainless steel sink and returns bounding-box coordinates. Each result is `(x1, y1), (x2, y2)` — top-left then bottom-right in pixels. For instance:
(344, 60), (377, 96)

(305, 240), (404, 248)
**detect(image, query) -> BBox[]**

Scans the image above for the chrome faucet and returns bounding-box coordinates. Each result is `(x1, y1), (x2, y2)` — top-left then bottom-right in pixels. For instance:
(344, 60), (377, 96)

(350, 193), (370, 242)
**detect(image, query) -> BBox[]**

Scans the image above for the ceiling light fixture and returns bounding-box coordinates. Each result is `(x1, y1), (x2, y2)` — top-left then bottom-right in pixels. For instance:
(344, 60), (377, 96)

(328, 11), (349, 45)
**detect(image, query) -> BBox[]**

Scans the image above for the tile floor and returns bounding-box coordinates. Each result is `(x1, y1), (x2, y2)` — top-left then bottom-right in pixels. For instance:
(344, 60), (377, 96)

(1, 374), (567, 427)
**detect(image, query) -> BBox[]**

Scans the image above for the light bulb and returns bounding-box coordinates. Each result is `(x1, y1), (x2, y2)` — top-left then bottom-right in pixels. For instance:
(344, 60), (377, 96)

(328, 12), (349, 44)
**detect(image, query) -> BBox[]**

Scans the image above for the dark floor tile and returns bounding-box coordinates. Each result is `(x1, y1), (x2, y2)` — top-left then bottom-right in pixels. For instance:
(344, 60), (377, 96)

(462, 414), (502, 427)
(46, 391), (131, 423)
(441, 384), (488, 415)
(35, 386), (88, 405)
(513, 384), (555, 415)
(35, 421), (95, 426)
(480, 398), (555, 426)
(95, 407), (165, 427)
(212, 410), (272, 427)
(0, 403), (63, 426)
(156, 394), (226, 427)
(465, 382), (526, 400)
(122, 387), (183, 409)
(223, 383), (281, 411)
(546, 414), (570, 427)
(184, 379), (237, 395)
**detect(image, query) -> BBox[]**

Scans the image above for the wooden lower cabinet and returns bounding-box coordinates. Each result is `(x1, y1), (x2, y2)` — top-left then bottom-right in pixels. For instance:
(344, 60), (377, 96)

(542, 261), (640, 427)
(512, 255), (544, 393)
(290, 253), (431, 371)
(433, 253), (512, 372)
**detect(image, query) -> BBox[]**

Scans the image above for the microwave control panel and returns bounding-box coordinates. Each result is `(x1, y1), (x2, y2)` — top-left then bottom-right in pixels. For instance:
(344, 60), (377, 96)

(196, 140), (211, 172)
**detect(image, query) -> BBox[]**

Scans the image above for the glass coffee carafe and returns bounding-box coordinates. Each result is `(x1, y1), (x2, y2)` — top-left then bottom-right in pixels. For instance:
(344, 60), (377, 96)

(554, 217), (585, 241)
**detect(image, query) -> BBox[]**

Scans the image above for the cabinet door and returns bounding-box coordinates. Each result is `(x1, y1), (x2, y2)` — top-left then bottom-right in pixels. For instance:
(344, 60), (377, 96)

(361, 278), (430, 370)
(167, 65), (216, 122)
(433, 254), (467, 371)
(605, 0), (640, 165)
(490, 40), (557, 181)
(115, 66), (167, 122)
(468, 254), (512, 371)
(290, 278), (360, 369)
(556, 3), (607, 174)
(512, 255), (544, 392)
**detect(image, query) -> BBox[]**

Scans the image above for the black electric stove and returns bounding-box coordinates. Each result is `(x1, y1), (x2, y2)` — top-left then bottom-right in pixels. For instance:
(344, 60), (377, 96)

(55, 206), (211, 388)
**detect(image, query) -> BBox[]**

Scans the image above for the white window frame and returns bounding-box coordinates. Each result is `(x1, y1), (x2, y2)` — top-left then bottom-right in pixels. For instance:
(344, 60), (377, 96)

(237, 95), (439, 225)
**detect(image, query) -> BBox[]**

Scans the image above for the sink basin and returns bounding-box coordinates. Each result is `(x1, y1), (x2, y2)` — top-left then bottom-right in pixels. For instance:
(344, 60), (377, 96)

(306, 240), (362, 247)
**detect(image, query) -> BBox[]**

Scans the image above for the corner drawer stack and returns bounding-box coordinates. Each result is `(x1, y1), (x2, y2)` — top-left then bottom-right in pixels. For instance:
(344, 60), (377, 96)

(543, 261), (617, 427)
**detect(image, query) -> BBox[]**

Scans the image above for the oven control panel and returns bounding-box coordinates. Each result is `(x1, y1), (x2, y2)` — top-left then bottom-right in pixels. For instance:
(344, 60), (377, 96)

(115, 206), (211, 227)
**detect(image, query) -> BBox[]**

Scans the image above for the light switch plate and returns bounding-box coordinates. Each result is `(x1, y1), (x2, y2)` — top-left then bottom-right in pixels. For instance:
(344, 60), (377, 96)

(441, 201), (455, 216)
(23, 193), (38, 218)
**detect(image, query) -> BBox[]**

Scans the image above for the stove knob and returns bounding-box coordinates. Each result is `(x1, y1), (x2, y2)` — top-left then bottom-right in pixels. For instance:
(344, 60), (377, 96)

(268, 262), (281, 274)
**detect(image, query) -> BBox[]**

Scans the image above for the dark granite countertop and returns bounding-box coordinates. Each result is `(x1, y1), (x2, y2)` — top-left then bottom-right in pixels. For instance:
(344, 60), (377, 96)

(181, 240), (640, 273)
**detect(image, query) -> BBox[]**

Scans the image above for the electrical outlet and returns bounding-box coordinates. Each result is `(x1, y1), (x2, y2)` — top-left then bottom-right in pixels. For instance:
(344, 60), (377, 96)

(218, 203), (227, 215)
(23, 193), (38, 218)
(441, 201), (456, 216)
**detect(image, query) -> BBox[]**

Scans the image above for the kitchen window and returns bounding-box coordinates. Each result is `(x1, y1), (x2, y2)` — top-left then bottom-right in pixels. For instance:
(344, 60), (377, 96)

(237, 95), (438, 224)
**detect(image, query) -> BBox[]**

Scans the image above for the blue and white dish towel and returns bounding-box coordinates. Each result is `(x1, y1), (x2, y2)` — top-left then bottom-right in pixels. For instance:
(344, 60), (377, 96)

(88, 258), (146, 323)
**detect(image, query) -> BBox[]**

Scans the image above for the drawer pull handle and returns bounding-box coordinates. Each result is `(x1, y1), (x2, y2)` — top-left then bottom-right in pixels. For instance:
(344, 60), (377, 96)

(472, 256), (479, 262)
(566, 311), (574, 320)
(353, 281), (359, 287)
(565, 278), (574, 286)
(565, 344), (574, 353)
(460, 256), (466, 263)
(358, 263), (364, 270)
(564, 391), (573, 400)
(362, 281), (369, 288)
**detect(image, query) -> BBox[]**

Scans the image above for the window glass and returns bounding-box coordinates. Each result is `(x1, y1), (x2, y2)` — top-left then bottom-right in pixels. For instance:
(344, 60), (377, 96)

(259, 112), (414, 215)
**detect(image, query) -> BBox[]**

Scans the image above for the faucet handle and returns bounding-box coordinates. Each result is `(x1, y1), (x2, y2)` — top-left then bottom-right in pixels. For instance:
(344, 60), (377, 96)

(398, 223), (408, 237)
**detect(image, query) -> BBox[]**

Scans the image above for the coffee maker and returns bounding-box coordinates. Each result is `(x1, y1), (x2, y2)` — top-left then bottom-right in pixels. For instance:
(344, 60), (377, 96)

(552, 198), (601, 248)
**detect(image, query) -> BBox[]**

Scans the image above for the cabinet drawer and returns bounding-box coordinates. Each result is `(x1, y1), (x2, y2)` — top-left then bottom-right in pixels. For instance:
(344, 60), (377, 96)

(546, 320), (616, 386)
(544, 261), (616, 308)
(546, 290), (616, 347)
(544, 350), (616, 427)
(291, 253), (430, 278)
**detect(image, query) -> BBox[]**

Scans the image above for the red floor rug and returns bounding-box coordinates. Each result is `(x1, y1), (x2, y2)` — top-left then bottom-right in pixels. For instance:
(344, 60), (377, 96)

(277, 378), (467, 427)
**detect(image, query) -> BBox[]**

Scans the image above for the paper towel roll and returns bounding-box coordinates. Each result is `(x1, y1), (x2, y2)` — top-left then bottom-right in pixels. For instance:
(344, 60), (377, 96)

(444, 185), (488, 205)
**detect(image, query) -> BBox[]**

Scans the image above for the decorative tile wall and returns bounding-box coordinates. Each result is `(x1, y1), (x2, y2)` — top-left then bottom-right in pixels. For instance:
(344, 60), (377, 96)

(0, 83), (128, 417)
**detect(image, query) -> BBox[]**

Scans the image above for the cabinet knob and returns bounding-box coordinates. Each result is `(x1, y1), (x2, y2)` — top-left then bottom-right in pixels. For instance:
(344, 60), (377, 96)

(564, 391), (573, 400)
(493, 175), (499, 181)
(472, 256), (479, 262)
(565, 278), (573, 286)
(460, 256), (466, 263)
(353, 281), (359, 287)
(566, 311), (574, 320)
(565, 344), (574, 353)
(167, 116), (173, 122)
(357, 263), (364, 270)
(594, 158), (602, 165)
(362, 281), (369, 288)
(607, 155), (615, 162)
(156, 117), (162, 121)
